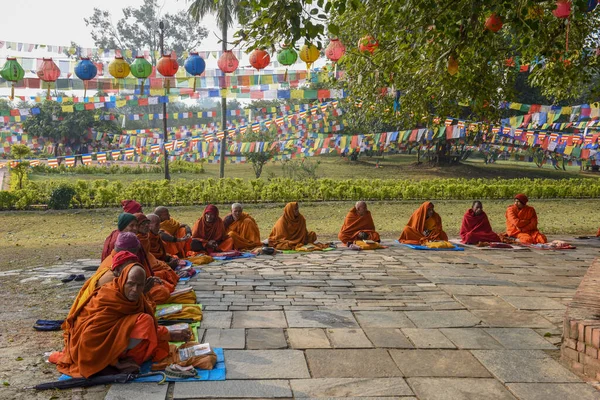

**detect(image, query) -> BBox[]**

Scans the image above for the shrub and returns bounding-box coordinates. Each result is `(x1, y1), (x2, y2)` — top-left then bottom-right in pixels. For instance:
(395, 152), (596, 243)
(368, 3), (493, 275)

(48, 184), (77, 210)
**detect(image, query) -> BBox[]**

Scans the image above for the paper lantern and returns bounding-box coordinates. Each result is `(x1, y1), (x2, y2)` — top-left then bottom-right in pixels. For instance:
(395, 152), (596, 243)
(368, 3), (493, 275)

(553, 0), (571, 18)
(484, 13), (503, 32)
(358, 35), (379, 54)
(299, 44), (320, 70)
(447, 55), (459, 76)
(157, 54), (179, 93)
(184, 52), (206, 91)
(249, 49), (271, 70)
(325, 38), (346, 63)
(37, 58), (61, 98)
(277, 45), (297, 81)
(0, 57), (25, 99)
(74, 58), (97, 98)
(218, 50), (239, 74)
(587, 0), (598, 12)
(108, 56), (130, 79)
(130, 56), (153, 95)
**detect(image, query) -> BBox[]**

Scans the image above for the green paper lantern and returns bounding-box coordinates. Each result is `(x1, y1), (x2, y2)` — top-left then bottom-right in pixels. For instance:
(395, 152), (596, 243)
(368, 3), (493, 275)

(1, 57), (25, 99)
(130, 56), (153, 95)
(277, 46), (298, 82)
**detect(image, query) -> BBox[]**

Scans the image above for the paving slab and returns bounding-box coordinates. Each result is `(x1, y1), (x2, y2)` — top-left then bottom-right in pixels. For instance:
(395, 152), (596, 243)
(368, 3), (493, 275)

(440, 328), (503, 349)
(404, 310), (481, 328)
(306, 349), (403, 378)
(506, 383), (600, 400)
(407, 378), (517, 400)
(290, 377), (414, 398)
(232, 311), (288, 328)
(200, 311), (232, 328)
(204, 328), (245, 349)
(326, 328), (373, 348)
(246, 329), (288, 349)
(286, 310), (359, 328)
(287, 328), (331, 348)
(225, 350), (310, 379)
(354, 311), (416, 328)
(484, 328), (557, 350)
(501, 296), (567, 310)
(173, 380), (292, 398)
(105, 382), (168, 400)
(390, 350), (491, 377)
(363, 328), (414, 348)
(439, 285), (492, 296)
(454, 295), (516, 310)
(401, 329), (456, 349)
(471, 350), (581, 383)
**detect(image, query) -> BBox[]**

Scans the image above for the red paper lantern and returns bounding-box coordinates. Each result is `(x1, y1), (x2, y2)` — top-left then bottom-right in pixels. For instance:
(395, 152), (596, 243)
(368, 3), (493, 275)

(249, 49), (271, 70)
(325, 38), (346, 62)
(37, 58), (61, 98)
(484, 13), (503, 32)
(157, 54), (179, 77)
(358, 35), (379, 54)
(553, 0), (571, 18)
(218, 50), (239, 74)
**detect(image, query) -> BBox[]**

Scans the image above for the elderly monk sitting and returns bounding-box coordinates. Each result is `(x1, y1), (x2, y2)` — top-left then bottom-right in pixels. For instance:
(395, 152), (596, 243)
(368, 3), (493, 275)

(191, 204), (234, 253)
(146, 213), (179, 268)
(399, 201), (448, 244)
(268, 202), (324, 250)
(154, 206), (192, 258)
(50, 263), (190, 378)
(338, 201), (381, 247)
(223, 203), (262, 250)
(101, 213), (138, 261)
(460, 201), (501, 244)
(504, 194), (547, 244)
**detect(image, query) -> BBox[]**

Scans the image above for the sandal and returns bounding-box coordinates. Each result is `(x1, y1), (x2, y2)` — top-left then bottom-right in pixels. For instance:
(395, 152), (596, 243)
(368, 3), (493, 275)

(74, 274), (85, 281)
(61, 274), (76, 283)
(165, 364), (197, 379)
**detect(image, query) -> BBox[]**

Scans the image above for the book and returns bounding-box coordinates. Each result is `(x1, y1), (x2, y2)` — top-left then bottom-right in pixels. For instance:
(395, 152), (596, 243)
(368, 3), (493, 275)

(156, 304), (183, 318)
(171, 286), (193, 296)
(165, 323), (190, 333)
(178, 343), (211, 361)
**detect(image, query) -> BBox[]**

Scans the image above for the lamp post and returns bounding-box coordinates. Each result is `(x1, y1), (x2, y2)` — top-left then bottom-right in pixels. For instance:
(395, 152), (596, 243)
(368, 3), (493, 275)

(158, 20), (171, 181)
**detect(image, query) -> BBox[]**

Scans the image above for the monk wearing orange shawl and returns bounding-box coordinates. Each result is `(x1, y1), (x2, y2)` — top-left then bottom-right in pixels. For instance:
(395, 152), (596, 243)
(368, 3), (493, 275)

(51, 263), (189, 378)
(155, 206), (192, 258)
(146, 214), (178, 265)
(504, 194), (547, 244)
(338, 201), (381, 246)
(399, 201), (448, 244)
(460, 201), (501, 244)
(191, 204), (234, 253)
(268, 202), (321, 250)
(223, 203), (262, 250)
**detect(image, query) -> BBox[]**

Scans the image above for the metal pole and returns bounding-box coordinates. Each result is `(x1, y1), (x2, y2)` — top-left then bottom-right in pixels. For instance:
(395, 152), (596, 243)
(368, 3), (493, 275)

(159, 21), (170, 181)
(219, 0), (228, 179)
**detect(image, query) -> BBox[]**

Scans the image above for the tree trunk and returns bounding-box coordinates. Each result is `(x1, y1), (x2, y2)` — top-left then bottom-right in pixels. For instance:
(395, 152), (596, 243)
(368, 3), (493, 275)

(219, 0), (229, 179)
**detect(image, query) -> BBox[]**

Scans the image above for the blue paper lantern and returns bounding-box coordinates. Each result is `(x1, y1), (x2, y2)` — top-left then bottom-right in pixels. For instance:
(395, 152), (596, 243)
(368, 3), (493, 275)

(184, 52), (205, 91)
(74, 58), (97, 97)
(587, 0), (598, 12)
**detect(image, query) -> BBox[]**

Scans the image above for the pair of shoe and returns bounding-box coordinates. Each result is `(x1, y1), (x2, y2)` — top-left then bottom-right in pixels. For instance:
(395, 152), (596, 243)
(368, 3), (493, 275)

(61, 274), (85, 283)
(33, 319), (64, 331)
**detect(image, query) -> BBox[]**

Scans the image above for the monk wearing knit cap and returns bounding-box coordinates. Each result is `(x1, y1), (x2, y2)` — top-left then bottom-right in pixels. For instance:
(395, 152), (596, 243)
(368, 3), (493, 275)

(504, 194), (547, 244)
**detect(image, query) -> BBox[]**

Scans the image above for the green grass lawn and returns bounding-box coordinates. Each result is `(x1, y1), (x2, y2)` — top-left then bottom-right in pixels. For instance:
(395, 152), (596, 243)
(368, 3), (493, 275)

(0, 199), (596, 271)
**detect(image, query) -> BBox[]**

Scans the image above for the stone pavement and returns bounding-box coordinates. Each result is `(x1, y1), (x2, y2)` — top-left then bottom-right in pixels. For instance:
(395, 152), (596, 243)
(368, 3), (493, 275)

(18, 239), (600, 399)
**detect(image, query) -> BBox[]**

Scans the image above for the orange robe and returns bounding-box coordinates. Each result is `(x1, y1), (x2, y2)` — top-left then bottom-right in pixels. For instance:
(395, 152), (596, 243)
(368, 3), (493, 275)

(192, 209), (234, 253)
(138, 233), (179, 290)
(148, 231), (169, 261)
(504, 204), (547, 244)
(224, 212), (262, 250)
(338, 207), (380, 245)
(398, 202), (448, 244)
(596, 227), (600, 237)
(53, 263), (170, 378)
(160, 218), (191, 258)
(268, 202), (318, 250)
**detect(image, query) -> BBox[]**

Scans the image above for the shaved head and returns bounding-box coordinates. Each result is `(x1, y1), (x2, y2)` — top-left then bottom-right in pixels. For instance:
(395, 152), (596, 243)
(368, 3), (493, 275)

(355, 201), (367, 216)
(355, 201), (366, 209)
(124, 265), (146, 302)
(147, 213), (161, 234)
(154, 206), (170, 222)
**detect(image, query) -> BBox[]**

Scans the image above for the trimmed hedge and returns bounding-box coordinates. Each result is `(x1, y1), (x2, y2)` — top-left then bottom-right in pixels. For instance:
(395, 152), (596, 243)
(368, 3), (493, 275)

(1, 177), (599, 210)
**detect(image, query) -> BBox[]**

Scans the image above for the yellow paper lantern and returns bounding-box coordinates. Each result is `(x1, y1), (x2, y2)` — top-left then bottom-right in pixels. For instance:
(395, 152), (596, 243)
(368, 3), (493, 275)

(299, 44), (320, 70)
(447, 55), (459, 76)
(108, 56), (130, 79)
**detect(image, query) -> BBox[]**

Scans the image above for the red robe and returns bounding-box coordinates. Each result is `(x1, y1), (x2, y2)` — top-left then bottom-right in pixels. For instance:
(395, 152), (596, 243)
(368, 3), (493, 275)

(460, 209), (500, 244)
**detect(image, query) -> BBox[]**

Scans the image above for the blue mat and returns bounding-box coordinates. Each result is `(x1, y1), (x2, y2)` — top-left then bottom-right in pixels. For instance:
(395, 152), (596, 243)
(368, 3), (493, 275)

(59, 348), (225, 382)
(212, 252), (256, 261)
(395, 240), (464, 251)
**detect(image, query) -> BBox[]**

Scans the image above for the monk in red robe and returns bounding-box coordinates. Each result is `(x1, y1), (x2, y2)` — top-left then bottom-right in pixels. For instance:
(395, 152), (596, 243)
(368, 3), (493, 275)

(102, 213), (139, 261)
(50, 263), (190, 378)
(399, 201), (448, 244)
(223, 203), (262, 250)
(154, 206), (192, 258)
(268, 202), (321, 250)
(338, 201), (381, 246)
(122, 199), (142, 214)
(504, 194), (547, 244)
(191, 205), (234, 253)
(460, 201), (501, 244)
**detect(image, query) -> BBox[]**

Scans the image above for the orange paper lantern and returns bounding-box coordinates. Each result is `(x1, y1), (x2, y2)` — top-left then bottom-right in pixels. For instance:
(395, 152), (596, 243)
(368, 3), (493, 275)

(218, 50), (239, 74)
(325, 38), (346, 63)
(358, 35), (379, 54)
(485, 13), (503, 32)
(157, 54), (179, 93)
(37, 58), (61, 98)
(249, 49), (271, 70)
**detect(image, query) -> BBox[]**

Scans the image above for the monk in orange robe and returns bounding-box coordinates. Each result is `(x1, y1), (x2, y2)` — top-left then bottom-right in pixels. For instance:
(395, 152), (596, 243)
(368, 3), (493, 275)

(155, 206), (192, 258)
(191, 204), (234, 253)
(146, 214), (179, 267)
(504, 194), (547, 244)
(460, 201), (501, 244)
(268, 202), (321, 250)
(50, 263), (190, 378)
(223, 203), (262, 250)
(399, 201), (448, 244)
(101, 213), (138, 261)
(338, 201), (381, 246)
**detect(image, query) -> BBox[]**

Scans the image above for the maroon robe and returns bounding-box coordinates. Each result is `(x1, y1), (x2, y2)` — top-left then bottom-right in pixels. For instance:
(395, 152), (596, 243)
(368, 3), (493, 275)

(460, 209), (500, 244)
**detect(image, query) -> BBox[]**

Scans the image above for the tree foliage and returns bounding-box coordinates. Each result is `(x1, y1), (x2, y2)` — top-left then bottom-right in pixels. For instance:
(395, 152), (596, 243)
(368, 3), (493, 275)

(85, 0), (209, 64)
(9, 144), (32, 189)
(236, 0), (600, 125)
(187, 0), (251, 29)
